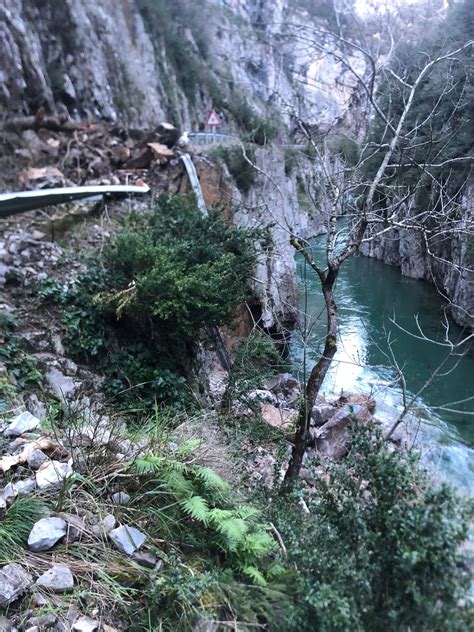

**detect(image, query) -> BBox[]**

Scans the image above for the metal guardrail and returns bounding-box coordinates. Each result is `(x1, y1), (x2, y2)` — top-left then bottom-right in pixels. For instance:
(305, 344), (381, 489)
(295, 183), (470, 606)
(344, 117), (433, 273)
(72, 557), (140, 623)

(0, 185), (150, 218)
(187, 132), (310, 150)
(187, 132), (239, 146)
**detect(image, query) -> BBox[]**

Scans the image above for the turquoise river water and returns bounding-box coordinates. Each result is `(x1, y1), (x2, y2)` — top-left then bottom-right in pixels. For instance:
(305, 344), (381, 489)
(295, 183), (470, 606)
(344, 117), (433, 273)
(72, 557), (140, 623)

(290, 237), (474, 495)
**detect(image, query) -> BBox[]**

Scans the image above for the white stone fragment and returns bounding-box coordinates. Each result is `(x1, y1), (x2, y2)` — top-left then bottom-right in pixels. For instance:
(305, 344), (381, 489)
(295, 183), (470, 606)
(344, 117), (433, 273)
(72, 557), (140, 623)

(4, 411), (41, 437)
(72, 616), (99, 632)
(28, 517), (66, 552)
(109, 525), (146, 556)
(35, 564), (74, 592)
(36, 461), (73, 489)
(111, 491), (130, 505)
(0, 564), (33, 607)
(26, 449), (49, 470)
(14, 478), (37, 496)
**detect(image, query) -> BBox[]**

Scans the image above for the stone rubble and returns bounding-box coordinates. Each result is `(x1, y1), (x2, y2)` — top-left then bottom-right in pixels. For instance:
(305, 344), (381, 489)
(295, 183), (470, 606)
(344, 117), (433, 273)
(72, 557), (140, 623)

(109, 525), (146, 556)
(0, 564), (33, 608)
(28, 517), (67, 552)
(35, 564), (74, 593)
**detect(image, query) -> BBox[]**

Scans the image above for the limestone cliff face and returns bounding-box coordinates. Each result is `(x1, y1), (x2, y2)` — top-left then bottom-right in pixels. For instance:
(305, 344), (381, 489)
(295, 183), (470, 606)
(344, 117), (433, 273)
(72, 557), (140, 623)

(0, 0), (363, 132)
(360, 184), (474, 329)
(0, 0), (166, 125)
(1, 0), (359, 333)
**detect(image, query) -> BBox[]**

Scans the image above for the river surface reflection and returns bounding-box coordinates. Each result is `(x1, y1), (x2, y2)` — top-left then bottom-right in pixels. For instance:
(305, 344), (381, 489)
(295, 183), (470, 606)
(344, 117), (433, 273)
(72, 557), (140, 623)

(289, 239), (474, 493)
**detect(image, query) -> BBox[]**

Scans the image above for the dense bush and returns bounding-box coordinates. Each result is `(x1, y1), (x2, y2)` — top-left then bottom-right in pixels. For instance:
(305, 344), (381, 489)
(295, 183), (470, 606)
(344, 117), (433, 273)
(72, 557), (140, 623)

(42, 195), (261, 410)
(272, 426), (474, 631)
(103, 195), (260, 334)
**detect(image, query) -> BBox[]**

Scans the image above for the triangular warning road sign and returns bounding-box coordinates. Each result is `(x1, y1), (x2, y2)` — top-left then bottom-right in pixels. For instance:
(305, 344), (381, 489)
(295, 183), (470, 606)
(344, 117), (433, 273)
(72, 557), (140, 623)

(206, 110), (222, 126)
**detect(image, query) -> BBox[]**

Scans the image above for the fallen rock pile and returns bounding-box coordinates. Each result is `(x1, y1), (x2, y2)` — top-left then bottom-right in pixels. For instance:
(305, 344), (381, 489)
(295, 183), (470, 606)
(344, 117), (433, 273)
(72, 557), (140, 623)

(0, 117), (183, 191)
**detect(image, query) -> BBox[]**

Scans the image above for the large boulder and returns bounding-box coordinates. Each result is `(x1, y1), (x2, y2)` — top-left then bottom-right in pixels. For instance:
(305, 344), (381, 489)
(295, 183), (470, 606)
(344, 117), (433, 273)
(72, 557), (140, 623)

(261, 403), (297, 430)
(313, 405), (353, 460)
(155, 122), (181, 148)
(312, 401), (374, 460)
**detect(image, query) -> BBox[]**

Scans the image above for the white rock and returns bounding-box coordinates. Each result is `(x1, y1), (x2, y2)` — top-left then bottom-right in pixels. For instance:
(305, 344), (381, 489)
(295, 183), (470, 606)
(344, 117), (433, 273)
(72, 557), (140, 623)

(28, 517), (66, 552)
(36, 461), (73, 489)
(36, 564), (74, 592)
(4, 411), (41, 437)
(91, 513), (116, 536)
(72, 616), (99, 632)
(111, 491), (130, 505)
(0, 563), (33, 607)
(14, 478), (36, 496)
(45, 367), (80, 400)
(2, 483), (18, 502)
(109, 525), (146, 556)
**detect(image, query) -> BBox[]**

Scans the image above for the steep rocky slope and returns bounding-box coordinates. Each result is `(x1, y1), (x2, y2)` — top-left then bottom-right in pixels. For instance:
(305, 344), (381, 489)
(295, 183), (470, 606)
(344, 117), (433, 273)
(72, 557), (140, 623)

(0, 0), (362, 130)
(1, 0), (471, 331)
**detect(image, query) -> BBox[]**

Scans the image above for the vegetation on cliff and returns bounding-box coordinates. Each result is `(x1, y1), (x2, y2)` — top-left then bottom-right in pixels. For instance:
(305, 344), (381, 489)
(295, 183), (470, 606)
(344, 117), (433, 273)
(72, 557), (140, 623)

(38, 195), (261, 410)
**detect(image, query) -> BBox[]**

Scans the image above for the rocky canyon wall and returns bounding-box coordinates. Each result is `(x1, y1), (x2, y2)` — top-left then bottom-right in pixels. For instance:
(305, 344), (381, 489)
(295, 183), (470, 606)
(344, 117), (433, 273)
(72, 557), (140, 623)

(360, 185), (474, 329)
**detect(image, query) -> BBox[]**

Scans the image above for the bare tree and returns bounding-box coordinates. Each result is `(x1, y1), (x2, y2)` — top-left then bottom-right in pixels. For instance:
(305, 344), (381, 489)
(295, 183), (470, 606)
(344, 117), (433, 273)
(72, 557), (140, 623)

(280, 19), (474, 482)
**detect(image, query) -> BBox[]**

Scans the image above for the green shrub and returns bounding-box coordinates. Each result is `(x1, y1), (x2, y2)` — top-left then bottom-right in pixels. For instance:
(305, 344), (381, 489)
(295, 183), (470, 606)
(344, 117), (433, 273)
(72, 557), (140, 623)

(45, 195), (261, 410)
(228, 93), (277, 145)
(211, 144), (258, 194)
(272, 426), (474, 631)
(103, 195), (260, 334)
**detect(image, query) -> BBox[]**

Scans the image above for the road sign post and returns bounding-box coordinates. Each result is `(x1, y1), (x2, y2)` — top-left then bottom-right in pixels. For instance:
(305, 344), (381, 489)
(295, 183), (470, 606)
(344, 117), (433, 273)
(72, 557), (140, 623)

(205, 110), (222, 143)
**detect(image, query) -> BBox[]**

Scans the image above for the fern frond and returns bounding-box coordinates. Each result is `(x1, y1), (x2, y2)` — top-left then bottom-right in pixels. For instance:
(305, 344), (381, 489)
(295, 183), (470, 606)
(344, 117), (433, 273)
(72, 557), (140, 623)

(267, 562), (286, 578)
(162, 469), (195, 499)
(174, 438), (203, 457)
(241, 530), (275, 556)
(134, 455), (165, 475)
(164, 459), (188, 473)
(234, 505), (260, 521)
(241, 565), (268, 587)
(214, 517), (248, 550)
(180, 495), (210, 524)
(193, 466), (229, 492)
(208, 508), (233, 522)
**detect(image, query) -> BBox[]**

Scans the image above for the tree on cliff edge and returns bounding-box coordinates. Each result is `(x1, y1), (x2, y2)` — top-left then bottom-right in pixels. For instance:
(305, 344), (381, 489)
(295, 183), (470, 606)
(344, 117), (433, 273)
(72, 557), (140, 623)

(282, 0), (474, 482)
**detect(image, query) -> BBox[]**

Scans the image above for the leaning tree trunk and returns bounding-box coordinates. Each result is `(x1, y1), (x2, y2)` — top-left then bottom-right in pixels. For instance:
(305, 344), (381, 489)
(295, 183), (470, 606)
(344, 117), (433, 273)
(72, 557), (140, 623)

(284, 269), (338, 483)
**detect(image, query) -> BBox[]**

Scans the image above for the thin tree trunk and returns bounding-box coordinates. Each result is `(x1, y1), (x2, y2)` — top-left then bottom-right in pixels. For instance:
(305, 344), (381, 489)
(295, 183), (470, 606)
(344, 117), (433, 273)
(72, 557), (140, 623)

(284, 270), (338, 483)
